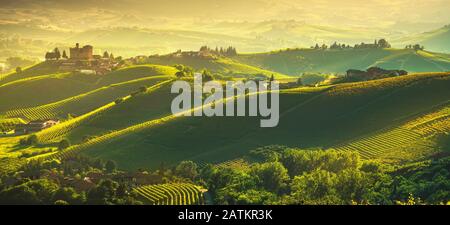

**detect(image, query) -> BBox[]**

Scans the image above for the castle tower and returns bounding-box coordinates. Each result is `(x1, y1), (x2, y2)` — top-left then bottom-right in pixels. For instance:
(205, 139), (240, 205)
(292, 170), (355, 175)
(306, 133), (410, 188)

(70, 43), (93, 60)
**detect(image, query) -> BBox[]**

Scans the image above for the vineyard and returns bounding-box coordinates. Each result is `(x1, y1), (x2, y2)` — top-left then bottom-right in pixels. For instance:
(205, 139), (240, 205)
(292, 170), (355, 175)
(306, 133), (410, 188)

(134, 183), (205, 205)
(332, 104), (450, 161)
(0, 118), (26, 132)
(402, 105), (450, 136)
(327, 72), (449, 96)
(43, 112), (177, 160)
(214, 158), (250, 170)
(33, 79), (174, 144)
(41, 87), (251, 162)
(332, 127), (435, 161)
(0, 73), (95, 112)
(0, 157), (25, 175)
(4, 75), (171, 120)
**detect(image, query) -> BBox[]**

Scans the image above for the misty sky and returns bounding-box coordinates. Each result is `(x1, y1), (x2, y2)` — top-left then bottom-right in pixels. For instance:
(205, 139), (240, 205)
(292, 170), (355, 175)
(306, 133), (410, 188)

(0, 0), (449, 29)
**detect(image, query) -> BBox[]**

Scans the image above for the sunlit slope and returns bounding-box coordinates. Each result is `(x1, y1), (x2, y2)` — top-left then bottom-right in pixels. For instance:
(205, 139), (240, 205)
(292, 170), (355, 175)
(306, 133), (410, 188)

(31, 79), (174, 144)
(60, 82), (176, 143)
(393, 25), (450, 53)
(48, 72), (450, 170)
(332, 104), (449, 162)
(0, 73), (95, 112)
(4, 75), (171, 120)
(0, 62), (61, 85)
(0, 64), (178, 113)
(147, 55), (290, 78)
(235, 49), (450, 75)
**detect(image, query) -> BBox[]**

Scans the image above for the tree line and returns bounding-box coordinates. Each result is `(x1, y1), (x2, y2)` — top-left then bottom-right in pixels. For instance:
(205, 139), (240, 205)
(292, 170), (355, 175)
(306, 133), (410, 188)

(311, 39), (392, 50)
(199, 45), (237, 56)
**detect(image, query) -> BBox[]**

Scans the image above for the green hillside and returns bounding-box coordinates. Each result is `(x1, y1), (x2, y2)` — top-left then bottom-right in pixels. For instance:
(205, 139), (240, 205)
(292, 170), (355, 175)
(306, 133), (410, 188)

(393, 25), (450, 53)
(234, 48), (450, 75)
(41, 72), (449, 170)
(4, 75), (172, 121)
(0, 64), (178, 113)
(0, 73), (95, 112)
(0, 62), (62, 85)
(55, 81), (176, 144)
(146, 55), (290, 79)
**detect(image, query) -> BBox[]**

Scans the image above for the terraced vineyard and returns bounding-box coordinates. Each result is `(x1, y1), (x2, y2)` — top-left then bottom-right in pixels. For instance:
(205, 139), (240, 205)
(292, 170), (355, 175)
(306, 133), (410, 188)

(34, 79), (174, 144)
(4, 75), (171, 120)
(332, 127), (435, 160)
(43, 111), (177, 160)
(214, 158), (250, 170)
(134, 183), (205, 205)
(0, 118), (26, 132)
(0, 158), (26, 175)
(402, 105), (450, 136)
(327, 72), (449, 96)
(332, 104), (450, 161)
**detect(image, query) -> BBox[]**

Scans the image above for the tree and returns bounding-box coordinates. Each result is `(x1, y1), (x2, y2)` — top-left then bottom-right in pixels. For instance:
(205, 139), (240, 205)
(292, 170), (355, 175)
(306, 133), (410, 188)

(269, 74), (275, 82)
(52, 187), (84, 205)
(0, 179), (59, 204)
(199, 46), (208, 52)
(139, 86), (147, 92)
(182, 66), (194, 76)
(103, 51), (109, 58)
(412, 44), (424, 51)
(175, 161), (199, 180)
(114, 98), (124, 104)
(250, 162), (289, 193)
(297, 78), (303, 86)
(62, 50), (68, 59)
(175, 71), (185, 78)
(27, 135), (38, 145)
(202, 69), (214, 82)
(0, 185), (39, 204)
(54, 48), (61, 60)
(87, 179), (119, 204)
(105, 160), (117, 173)
(109, 53), (114, 59)
(45, 52), (52, 60)
(58, 139), (71, 150)
(290, 169), (341, 204)
(377, 39), (391, 48)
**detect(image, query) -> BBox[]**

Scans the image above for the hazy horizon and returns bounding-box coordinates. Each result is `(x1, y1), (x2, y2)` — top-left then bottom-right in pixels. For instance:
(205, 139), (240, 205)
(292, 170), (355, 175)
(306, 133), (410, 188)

(1, 0), (449, 31)
(0, 0), (449, 60)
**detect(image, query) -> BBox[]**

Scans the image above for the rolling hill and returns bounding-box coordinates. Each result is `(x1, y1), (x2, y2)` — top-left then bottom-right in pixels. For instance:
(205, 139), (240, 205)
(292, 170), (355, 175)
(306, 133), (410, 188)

(234, 48), (450, 75)
(393, 25), (450, 53)
(0, 64), (177, 113)
(145, 55), (291, 79)
(37, 72), (450, 170)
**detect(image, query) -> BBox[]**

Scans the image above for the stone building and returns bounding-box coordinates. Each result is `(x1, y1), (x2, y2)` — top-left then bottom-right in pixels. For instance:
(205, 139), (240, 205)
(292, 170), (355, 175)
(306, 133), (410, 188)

(70, 43), (93, 60)
(15, 119), (60, 134)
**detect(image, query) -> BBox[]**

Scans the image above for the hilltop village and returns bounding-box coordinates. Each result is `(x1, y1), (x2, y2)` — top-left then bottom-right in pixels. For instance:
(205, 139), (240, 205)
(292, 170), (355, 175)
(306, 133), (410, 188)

(44, 43), (119, 75)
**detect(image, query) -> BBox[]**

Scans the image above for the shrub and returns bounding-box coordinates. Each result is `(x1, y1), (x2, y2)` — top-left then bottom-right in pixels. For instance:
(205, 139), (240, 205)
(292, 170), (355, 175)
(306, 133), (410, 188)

(114, 98), (124, 104)
(58, 139), (71, 150)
